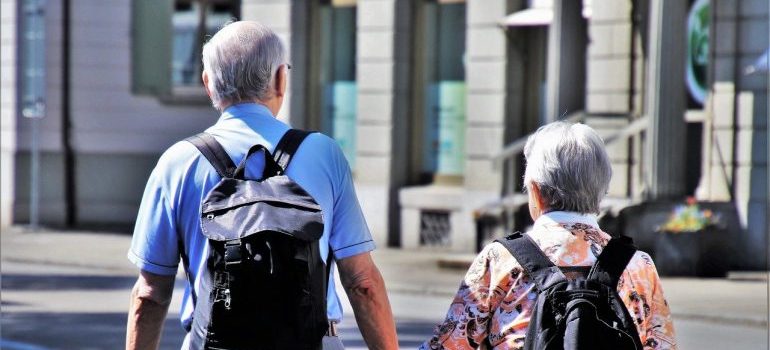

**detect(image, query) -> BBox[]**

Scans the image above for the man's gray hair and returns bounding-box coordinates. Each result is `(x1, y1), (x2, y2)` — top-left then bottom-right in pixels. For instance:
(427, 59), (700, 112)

(202, 21), (286, 111)
(523, 121), (612, 214)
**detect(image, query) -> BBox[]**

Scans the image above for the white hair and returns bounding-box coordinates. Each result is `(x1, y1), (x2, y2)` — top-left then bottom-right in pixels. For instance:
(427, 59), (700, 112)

(523, 121), (612, 214)
(202, 21), (286, 111)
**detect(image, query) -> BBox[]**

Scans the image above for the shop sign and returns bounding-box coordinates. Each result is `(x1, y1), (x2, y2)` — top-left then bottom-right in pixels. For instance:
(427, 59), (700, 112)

(686, 0), (709, 105)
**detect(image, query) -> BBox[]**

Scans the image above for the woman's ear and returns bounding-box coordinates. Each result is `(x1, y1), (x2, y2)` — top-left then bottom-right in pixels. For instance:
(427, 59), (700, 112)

(202, 70), (212, 99)
(529, 182), (548, 211)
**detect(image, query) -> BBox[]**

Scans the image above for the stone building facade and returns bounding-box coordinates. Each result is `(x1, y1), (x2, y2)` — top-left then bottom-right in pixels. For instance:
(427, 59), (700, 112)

(1, 0), (767, 267)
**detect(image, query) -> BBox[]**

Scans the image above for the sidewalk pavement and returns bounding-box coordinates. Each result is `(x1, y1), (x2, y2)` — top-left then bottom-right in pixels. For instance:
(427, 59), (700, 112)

(1, 226), (768, 328)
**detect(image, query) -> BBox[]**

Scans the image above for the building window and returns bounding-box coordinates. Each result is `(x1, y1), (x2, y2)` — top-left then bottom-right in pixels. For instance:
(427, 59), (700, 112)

(318, 2), (357, 167)
(172, 0), (238, 88)
(411, 0), (467, 185)
(132, 0), (240, 101)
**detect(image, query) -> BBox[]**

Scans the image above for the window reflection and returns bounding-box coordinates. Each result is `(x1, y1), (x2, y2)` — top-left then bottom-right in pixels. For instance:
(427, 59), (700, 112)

(172, 0), (239, 87)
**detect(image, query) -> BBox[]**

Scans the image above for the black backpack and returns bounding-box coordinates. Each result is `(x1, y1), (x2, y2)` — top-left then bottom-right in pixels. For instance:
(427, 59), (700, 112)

(495, 232), (644, 350)
(183, 130), (329, 350)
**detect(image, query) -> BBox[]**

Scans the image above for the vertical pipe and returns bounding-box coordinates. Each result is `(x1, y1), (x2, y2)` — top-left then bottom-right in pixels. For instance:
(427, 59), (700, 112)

(62, 0), (75, 227)
(30, 113), (39, 229)
(730, 0), (740, 201)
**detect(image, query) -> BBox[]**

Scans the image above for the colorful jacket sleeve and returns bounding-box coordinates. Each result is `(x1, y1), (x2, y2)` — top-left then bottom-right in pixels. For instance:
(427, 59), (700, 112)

(617, 252), (678, 349)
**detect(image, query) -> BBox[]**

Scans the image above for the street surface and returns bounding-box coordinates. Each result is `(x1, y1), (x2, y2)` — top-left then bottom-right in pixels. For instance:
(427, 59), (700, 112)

(0, 229), (768, 349)
(0, 260), (441, 349)
(2, 260), (768, 349)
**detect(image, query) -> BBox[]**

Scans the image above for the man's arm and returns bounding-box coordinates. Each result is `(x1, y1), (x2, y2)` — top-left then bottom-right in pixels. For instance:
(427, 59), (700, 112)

(337, 252), (398, 350)
(126, 270), (176, 350)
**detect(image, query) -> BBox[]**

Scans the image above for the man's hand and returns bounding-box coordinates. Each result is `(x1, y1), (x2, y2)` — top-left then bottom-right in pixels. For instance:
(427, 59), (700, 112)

(126, 270), (175, 350)
(337, 252), (398, 350)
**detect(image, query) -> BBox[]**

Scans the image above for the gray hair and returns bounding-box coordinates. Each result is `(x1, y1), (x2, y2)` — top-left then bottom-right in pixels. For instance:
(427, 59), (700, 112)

(202, 21), (286, 111)
(523, 121), (612, 214)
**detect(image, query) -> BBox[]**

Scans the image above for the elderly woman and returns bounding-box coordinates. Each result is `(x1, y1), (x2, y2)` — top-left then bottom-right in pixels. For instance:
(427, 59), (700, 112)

(420, 122), (676, 349)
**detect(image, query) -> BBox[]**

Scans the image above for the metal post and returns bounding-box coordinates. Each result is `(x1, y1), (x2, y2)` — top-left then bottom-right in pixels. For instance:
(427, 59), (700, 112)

(29, 114), (40, 230)
(22, 0), (47, 230)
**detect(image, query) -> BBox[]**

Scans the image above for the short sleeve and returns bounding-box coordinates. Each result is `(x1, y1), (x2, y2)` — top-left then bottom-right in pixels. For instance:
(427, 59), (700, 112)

(127, 154), (181, 276)
(327, 141), (376, 260)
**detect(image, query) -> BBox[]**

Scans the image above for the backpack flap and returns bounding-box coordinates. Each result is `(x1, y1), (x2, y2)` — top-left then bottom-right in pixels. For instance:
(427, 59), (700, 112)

(200, 175), (324, 242)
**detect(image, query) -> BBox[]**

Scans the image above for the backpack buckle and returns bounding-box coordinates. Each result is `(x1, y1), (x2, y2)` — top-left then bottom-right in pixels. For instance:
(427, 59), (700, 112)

(503, 231), (524, 240)
(224, 239), (243, 267)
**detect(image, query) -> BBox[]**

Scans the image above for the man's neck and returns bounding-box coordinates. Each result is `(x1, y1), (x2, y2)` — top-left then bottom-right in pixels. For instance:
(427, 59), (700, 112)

(222, 100), (279, 117)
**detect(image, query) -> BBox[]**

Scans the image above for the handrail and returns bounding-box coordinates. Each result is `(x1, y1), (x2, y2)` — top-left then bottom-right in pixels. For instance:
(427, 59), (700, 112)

(603, 116), (648, 145)
(492, 113), (648, 168)
(492, 112), (586, 168)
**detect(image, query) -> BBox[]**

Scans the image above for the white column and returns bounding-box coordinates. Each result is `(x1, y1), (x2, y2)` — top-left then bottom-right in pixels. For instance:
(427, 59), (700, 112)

(585, 0), (633, 114)
(356, 0), (399, 247)
(464, 0), (508, 192)
(584, 0), (634, 198)
(1, 0), (17, 228)
(241, 0), (293, 123)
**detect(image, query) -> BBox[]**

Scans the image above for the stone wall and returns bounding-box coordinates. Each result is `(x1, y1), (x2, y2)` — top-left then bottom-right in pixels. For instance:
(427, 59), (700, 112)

(1, 0), (16, 228)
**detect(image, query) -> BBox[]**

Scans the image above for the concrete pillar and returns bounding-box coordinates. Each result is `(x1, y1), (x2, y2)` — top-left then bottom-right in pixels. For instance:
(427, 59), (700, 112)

(355, 0), (401, 247)
(1, 0), (17, 228)
(696, 83), (734, 202)
(545, 0), (587, 122)
(585, 0), (633, 114)
(584, 0), (635, 199)
(464, 0), (508, 192)
(644, 0), (687, 200)
(241, 0), (293, 123)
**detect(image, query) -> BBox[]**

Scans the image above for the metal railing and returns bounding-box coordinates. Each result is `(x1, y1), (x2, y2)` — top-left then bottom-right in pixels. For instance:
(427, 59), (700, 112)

(492, 112), (587, 169)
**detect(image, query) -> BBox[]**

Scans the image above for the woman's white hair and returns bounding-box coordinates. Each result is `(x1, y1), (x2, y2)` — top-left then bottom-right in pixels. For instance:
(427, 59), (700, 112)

(202, 21), (286, 111)
(523, 121), (612, 214)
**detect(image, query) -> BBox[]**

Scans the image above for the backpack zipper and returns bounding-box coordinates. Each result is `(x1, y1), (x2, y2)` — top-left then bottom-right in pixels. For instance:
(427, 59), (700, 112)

(265, 241), (274, 274)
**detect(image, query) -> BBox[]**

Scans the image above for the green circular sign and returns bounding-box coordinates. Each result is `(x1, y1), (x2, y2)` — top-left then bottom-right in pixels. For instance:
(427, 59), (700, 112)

(686, 0), (709, 105)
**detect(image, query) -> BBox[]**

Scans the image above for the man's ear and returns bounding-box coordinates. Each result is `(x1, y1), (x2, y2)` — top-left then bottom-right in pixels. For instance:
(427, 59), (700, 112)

(202, 71), (213, 99)
(274, 65), (287, 98)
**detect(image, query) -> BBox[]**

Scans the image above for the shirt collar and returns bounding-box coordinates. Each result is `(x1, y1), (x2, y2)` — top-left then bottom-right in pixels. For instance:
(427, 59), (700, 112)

(533, 211), (599, 229)
(218, 102), (275, 123)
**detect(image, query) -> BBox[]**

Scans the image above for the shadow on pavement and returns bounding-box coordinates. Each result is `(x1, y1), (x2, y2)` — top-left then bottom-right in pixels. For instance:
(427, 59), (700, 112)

(1, 312), (185, 349)
(3, 312), (436, 349)
(337, 319), (435, 348)
(1, 274), (136, 291)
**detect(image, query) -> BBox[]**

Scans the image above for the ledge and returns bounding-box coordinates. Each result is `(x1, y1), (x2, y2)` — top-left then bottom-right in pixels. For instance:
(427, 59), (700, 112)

(399, 185), (466, 211)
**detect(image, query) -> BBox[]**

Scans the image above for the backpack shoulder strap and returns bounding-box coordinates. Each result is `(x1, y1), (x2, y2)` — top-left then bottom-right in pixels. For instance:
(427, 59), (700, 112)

(495, 232), (567, 290)
(185, 132), (237, 178)
(587, 235), (638, 288)
(273, 129), (314, 173)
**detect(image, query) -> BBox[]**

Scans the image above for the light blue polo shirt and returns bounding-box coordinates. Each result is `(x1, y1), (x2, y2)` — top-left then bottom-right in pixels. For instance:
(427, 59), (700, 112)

(128, 103), (375, 330)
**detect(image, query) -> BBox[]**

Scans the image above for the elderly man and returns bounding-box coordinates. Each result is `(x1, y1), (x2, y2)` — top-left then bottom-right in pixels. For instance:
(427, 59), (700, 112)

(126, 21), (397, 349)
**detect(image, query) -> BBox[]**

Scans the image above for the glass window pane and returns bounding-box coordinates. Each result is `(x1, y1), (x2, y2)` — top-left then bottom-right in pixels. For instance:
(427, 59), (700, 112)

(172, 0), (239, 87)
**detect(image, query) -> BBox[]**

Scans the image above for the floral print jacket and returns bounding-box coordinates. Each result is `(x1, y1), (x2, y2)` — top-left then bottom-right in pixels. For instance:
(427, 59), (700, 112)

(420, 211), (677, 350)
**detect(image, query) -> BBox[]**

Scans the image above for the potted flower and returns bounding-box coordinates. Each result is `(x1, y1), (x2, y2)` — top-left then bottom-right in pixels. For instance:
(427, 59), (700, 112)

(653, 197), (731, 277)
